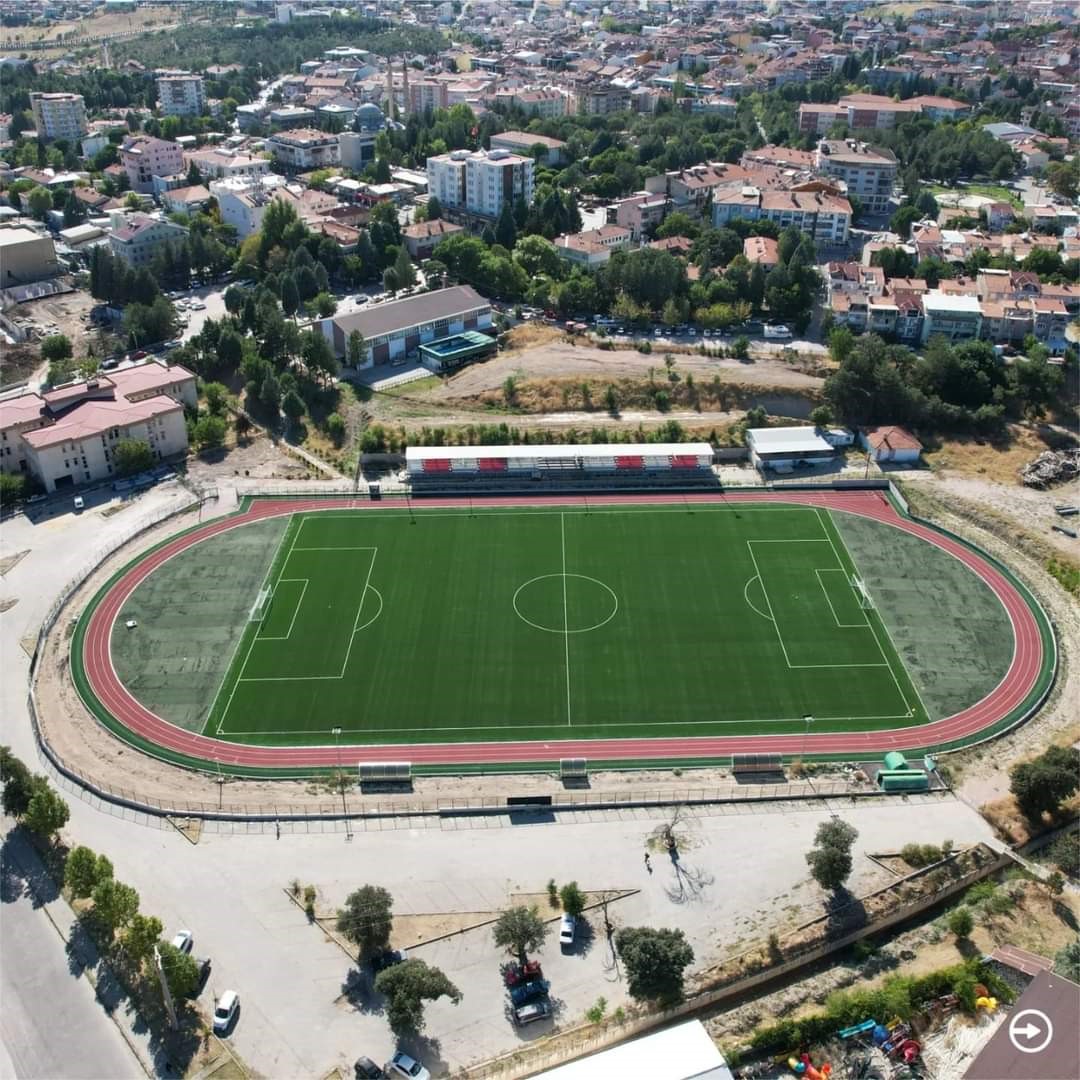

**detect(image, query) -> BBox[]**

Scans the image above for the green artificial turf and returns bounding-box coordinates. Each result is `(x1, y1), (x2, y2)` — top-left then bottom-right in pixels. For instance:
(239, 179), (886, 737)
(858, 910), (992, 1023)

(186, 504), (932, 747)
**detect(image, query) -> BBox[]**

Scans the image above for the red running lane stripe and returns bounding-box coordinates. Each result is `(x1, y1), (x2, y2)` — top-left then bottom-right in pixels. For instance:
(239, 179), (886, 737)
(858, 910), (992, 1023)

(79, 491), (1045, 768)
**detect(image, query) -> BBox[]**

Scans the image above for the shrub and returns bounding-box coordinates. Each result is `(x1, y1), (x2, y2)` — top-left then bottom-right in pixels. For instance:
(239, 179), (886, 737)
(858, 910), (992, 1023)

(901, 842), (943, 867)
(547, 879), (559, 907)
(948, 907), (975, 939)
(585, 996), (607, 1023)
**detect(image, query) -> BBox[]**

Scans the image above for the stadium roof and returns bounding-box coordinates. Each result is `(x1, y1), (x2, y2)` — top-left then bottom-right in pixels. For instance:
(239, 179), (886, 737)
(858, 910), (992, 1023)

(406, 443), (713, 462)
(535, 1020), (732, 1080)
(746, 427), (834, 455)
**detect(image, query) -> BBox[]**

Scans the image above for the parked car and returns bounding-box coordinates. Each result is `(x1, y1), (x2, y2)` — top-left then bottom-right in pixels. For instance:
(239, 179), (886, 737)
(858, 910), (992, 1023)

(212, 990), (239, 1034)
(73, 495), (85, 511)
(386, 1051), (429, 1080)
(354, 1057), (385, 1079)
(503, 960), (543, 987)
(189, 300), (207, 311)
(763, 324), (791, 340)
(559, 914), (576, 951)
(371, 948), (407, 973)
(508, 978), (550, 1007)
(171, 930), (193, 954)
(514, 1000), (552, 1026)
(195, 957), (211, 991)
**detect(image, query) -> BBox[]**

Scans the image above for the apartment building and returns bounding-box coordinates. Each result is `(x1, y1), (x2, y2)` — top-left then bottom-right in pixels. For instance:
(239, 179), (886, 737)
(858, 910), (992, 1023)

(120, 135), (184, 194)
(402, 218), (465, 260)
(798, 92), (970, 135)
(29, 92), (88, 140)
(0, 362), (196, 493)
(815, 140), (898, 216)
(920, 292), (983, 343)
(409, 78), (449, 113)
(266, 128), (341, 171)
(554, 225), (632, 268)
(572, 82), (631, 116)
(426, 149), (534, 222)
(108, 213), (189, 267)
(156, 73), (206, 118)
(339, 130), (378, 171)
(713, 187), (852, 246)
(489, 131), (567, 166)
(184, 147), (271, 181)
(612, 191), (670, 241)
(498, 89), (567, 118)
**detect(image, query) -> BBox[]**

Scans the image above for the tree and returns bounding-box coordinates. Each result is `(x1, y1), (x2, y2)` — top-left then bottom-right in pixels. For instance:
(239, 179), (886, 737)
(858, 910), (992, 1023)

(203, 382), (228, 415)
(495, 201), (517, 251)
(513, 235), (563, 280)
(65, 846), (113, 899)
(326, 413), (346, 445)
(1055, 940), (1080, 983)
(24, 785), (69, 842)
(280, 274), (300, 318)
(259, 373), (281, 414)
(123, 913), (163, 968)
(948, 907), (974, 940)
(26, 185), (53, 220)
(336, 885), (393, 958)
(393, 246), (417, 290)
(192, 414), (227, 450)
(157, 941), (201, 999)
(347, 329), (367, 368)
(809, 405), (833, 427)
(559, 882), (586, 917)
(615, 926), (695, 1004)
(828, 326), (855, 364)
(62, 189), (85, 228)
(312, 291), (337, 318)
(493, 905), (547, 965)
(0, 746), (37, 817)
(1045, 160), (1078, 201)
(889, 205), (922, 239)
(1010, 745), (1080, 822)
(382, 266), (400, 294)
(374, 958), (461, 1038)
(426, 195), (442, 220)
(281, 389), (305, 425)
(113, 439), (155, 476)
(730, 336), (750, 360)
(91, 878), (139, 933)
(41, 334), (73, 364)
(805, 818), (858, 893)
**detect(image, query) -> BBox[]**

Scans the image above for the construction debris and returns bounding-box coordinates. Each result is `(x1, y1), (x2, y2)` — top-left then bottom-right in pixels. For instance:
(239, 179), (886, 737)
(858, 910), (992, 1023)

(1020, 449), (1080, 488)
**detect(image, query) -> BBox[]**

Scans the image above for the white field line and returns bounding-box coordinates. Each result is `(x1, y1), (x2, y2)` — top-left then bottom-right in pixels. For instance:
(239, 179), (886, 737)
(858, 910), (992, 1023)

(814, 568), (868, 629)
(257, 578), (309, 641)
(561, 512), (572, 727)
(216, 516), (303, 733)
(815, 509), (921, 719)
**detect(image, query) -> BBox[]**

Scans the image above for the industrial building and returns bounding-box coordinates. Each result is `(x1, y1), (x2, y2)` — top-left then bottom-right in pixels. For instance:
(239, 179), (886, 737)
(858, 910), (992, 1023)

(320, 285), (492, 368)
(0, 227), (61, 286)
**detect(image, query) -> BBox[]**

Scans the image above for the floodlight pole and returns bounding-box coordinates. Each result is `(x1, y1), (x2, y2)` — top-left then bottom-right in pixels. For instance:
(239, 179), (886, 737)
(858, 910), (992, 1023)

(332, 727), (351, 840)
(802, 714), (814, 792)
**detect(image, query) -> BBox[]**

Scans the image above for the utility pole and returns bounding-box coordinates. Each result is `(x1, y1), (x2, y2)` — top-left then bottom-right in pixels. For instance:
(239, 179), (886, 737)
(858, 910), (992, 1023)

(332, 727), (352, 841)
(153, 946), (179, 1031)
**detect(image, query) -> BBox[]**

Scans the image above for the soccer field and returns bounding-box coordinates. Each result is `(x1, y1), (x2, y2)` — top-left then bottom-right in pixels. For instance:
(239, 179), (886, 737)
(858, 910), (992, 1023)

(201, 504), (929, 746)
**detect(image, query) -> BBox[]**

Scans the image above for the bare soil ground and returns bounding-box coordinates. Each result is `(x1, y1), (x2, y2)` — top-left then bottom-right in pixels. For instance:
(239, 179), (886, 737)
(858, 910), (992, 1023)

(0, 5), (178, 51)
(184, 430), (323, 484)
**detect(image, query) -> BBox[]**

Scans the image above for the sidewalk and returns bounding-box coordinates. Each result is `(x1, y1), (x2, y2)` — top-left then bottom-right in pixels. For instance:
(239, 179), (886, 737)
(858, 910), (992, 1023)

(3, 826), (162, 1078)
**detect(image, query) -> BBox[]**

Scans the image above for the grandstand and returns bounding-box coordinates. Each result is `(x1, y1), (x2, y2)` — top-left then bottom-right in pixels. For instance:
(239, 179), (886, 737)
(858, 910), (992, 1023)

(405, 443), (716, 487)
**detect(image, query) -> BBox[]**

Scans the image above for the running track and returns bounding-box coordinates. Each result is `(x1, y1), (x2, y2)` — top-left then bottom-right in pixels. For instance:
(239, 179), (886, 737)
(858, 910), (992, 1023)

(77, 490), (1050, 770)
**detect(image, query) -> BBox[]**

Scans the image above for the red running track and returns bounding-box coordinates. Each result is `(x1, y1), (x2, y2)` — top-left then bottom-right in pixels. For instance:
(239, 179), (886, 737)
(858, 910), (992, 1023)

(79, 490), (1047, 769)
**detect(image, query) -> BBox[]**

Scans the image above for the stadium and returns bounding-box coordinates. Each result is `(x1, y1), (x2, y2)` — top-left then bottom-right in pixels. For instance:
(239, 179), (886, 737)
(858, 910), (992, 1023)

(68, 451), (1054, 776)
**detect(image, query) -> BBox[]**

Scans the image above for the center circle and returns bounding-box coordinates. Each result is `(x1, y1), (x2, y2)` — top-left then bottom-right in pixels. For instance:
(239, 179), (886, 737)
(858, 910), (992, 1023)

(512, 574), (619, 634)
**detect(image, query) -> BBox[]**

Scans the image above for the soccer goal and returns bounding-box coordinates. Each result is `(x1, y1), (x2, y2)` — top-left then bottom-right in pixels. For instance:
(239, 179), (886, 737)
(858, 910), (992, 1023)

(249, 586), (273, 622)
(851, 575), (875, 610)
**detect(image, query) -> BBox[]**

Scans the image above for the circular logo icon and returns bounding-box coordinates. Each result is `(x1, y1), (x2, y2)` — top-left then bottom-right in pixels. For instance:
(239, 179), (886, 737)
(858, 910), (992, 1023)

(1008, 1009), (1053, 1055)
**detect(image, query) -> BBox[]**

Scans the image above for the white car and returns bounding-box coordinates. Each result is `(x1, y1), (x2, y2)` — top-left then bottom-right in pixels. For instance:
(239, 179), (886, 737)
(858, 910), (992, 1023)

(387, 1052), (429, 1080)
(73, 495), (85, 511)
(213, 990), (239, 1034)
(189, 300), (207, 311)
(171, 930), (193, 954)
(559, 913), (577, 951)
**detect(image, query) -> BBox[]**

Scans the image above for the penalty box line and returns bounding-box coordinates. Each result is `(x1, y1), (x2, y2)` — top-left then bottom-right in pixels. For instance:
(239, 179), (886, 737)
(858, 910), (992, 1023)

(217, 542), (378, 733)
(746, 539), (888, 671)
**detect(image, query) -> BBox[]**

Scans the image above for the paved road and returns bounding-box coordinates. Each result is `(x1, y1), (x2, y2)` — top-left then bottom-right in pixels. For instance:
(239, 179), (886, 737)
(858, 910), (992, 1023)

(1, 837), (143, 1080)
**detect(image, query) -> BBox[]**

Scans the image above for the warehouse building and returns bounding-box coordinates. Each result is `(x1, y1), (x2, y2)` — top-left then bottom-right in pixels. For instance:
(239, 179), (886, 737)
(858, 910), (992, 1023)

(0, 227), (61, 286)
(320, 285), (492, 368)
(746, 427), (838, 473)
(406, 443), (715, 487)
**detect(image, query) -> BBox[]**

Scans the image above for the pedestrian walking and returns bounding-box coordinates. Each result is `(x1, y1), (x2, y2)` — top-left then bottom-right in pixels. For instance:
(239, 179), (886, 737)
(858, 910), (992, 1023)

(644, 851), (652, 873)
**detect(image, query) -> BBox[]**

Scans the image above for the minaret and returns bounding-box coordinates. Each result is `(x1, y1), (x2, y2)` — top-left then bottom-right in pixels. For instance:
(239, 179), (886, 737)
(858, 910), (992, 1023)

(385, 58), (396, 121)
(401, 57), (410, 119)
